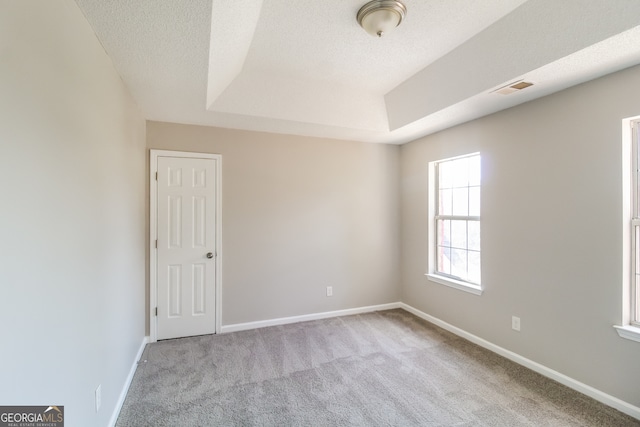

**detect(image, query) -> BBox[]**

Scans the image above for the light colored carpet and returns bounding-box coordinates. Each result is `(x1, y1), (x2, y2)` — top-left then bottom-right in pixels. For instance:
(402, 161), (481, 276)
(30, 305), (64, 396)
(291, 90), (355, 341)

(116, 309), (640, 426)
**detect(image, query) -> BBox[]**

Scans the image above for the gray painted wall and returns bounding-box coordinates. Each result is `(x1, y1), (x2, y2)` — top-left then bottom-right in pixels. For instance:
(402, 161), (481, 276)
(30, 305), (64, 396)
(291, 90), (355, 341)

(147, 123), (401, 327)
(400, 65), (640, 407)
(0, 2), (146, 426)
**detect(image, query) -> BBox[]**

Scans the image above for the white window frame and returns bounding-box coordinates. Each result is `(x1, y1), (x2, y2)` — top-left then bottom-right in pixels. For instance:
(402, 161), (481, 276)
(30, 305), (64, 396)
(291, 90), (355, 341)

(615, 118), (640, 342)
(426, 153), (482, 295)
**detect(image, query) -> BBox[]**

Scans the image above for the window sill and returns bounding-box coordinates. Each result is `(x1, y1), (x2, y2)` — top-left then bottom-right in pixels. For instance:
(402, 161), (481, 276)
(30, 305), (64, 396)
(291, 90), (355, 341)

(425, 274), (483, 295)
(613, 324), (640, 343)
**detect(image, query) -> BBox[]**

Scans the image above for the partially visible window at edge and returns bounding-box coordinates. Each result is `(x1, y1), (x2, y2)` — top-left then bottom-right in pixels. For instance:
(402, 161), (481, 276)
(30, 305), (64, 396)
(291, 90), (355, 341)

(430, 153), (481, 288)
(630, 119), (640, 327)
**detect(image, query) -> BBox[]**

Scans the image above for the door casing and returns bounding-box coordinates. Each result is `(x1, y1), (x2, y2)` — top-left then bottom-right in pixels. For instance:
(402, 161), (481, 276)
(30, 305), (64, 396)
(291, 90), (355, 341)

(149, 149), (222, 342)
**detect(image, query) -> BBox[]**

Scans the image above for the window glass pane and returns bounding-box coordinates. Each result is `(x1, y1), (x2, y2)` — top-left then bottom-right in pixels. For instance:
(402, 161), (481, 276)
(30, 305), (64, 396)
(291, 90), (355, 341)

(636, 128), (640, 217)
(450, 248), (467, 279)
(437, 220), (451, 247)
(469, 186), (480, 216)
(631, 226), (640, 322)
(633, 226), (640, 274)
(468, 221), (480, 251)
(469, 155), (481, 186)
(451, 157), (469, 188)
(468, 251), (481, 284)
(451, 220), (467, 249)
(452, 188), (469, 216)
(439, 161), (452, 189)
(439, 189), (452, 215)
(437, 246), (451, 275)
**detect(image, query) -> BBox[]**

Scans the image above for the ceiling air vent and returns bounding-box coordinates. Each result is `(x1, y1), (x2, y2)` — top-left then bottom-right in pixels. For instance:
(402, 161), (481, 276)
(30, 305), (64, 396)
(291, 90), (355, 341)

(492, 80), (534, 95)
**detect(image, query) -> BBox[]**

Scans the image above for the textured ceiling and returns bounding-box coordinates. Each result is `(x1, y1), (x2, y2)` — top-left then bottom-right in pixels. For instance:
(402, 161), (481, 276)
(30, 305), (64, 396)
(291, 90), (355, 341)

(75, 0), (640, 144)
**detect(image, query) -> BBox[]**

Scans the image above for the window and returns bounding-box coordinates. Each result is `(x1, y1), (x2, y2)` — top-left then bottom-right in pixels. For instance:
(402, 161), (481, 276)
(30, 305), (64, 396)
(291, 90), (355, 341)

(616, 118), (640, 342)
(427, 153), (482, 295)
(631, 120), (640, 328)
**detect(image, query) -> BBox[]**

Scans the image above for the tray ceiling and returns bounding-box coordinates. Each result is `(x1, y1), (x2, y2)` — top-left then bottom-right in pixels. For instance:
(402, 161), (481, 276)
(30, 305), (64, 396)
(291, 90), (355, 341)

(75, 0), (640, 144)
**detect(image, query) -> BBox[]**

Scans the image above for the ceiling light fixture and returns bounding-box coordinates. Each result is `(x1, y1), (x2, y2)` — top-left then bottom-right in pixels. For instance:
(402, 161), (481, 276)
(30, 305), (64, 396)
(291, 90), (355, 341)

(357, 0), (407, 38)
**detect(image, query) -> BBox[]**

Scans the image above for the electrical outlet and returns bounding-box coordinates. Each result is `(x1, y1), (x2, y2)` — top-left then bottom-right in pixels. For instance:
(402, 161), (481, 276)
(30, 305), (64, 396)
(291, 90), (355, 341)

(95, 384), (101, 412)
(326, 286), (333, 297)
(511, 316), (521, 332)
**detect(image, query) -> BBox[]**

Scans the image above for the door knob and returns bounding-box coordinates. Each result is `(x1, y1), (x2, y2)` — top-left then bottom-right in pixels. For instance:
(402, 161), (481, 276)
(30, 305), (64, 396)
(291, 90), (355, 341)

(206, 252), (214, 259)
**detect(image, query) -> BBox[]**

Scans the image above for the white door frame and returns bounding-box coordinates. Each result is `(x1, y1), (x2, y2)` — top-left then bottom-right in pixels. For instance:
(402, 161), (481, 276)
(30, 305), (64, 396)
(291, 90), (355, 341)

(149, 149), (222, 342)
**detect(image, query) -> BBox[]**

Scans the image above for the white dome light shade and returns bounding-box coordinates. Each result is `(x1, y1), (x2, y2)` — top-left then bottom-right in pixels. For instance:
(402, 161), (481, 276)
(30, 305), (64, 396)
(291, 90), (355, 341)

(357, 0), (407, 38)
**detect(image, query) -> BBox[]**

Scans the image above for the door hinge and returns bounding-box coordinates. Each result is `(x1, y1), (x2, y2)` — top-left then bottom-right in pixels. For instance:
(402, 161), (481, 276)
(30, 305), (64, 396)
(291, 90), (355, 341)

(155, 239), (158, 249)
(155, 307), (158, 316)
(155, 172), (158, 181)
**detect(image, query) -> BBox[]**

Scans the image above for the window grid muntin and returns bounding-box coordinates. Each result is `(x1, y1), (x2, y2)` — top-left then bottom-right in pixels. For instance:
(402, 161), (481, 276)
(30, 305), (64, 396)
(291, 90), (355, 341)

(434, 154), (481, 285)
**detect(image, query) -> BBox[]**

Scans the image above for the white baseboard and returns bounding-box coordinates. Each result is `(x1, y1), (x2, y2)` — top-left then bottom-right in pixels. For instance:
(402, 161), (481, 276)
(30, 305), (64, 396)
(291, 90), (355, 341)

(109, 336), (149, 427)
(399, 303), (640, 421)
(220, 302), (402, 333)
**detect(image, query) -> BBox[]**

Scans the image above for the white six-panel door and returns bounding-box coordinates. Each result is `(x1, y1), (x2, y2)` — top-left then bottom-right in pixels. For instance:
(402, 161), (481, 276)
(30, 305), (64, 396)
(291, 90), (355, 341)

(156, 156), (218, 340)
